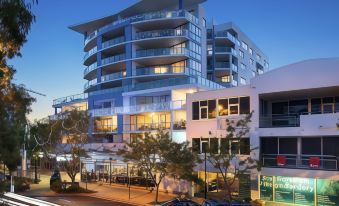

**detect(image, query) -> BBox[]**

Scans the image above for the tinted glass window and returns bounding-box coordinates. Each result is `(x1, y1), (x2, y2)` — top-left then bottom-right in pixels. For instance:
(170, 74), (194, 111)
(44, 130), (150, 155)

(335, 97), (339, 112)
(311, 98), (321, 114)
(192, 138), (200, 153)
(323, 137), (339, 156)
(302, 138), (321, 155)
(323, 97), (334, 104)
(200, 100), (207, 106)
(289, 99), (308, 115)
(210, 138), (219, 154)
(231, 140), (239, 154)
(279, 138), (297, 154)
(240, 97), (250, 114)
(201, 139), (209, 153)
(218, 99), (228, 116)
(229, 98), (239, 104)
(240, 138), (250, 155)
(230, 105), (239, 115)
(208, 100), (216, 119)
(192, 102), (199, 120)
(261, 138), (278, 154)
(201, 107), (207, 119)
(272, 102), (288, 114)
(220, 138), (229, 154)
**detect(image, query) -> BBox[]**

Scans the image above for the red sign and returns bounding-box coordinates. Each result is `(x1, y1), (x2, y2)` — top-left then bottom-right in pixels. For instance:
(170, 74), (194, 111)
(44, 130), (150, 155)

(309, 157), (320, 168)
(277, 155), (286, 166)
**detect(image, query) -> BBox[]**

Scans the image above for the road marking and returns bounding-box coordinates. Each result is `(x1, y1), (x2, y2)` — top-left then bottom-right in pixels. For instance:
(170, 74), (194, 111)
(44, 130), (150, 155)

(59, 198), (72, 203)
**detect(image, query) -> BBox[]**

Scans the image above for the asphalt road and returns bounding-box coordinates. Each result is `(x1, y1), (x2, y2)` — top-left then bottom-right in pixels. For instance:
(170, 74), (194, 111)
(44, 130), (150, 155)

(35, 195), (135, 206)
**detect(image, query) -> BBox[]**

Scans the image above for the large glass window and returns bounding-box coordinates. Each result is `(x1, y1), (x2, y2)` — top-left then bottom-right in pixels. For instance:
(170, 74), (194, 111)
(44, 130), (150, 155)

(335, 97), (339, 112)
(240, 97), (250, 114)
(323, 137), (339, 157)
(323, 97), (334, 113)
(229, 97), (239, 115)
(218, 99), (229, 116)
(240, 138), (250, 155)
(200, 101), (208, 119)
(272, 102), (288, 114)
(220, 138), (229, 154)
(279, 138), (297, 154)
(311, 98), (321, 114)
(192, 102), (199, 120)
(208, 100), (216, 119)
(261, 138), (278, 154)
(289, 99), (308, 115)
(192, 138), (200, 153)
(210, 138), (219, 154)
(302, 138), (321, 155)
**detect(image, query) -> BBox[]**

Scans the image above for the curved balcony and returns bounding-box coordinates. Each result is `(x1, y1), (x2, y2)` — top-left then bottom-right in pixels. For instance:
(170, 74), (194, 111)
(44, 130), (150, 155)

(101, 71), (126, 83)
(101, 36), (125, 50)
(101, 53), (126, 66)
(133, 29), (188, 48)
(84, 78), (97, 91)
(134, 47), (189, 65)
(83, 10), (199, 48)
(133, 66), (189, 79)
(53, 93), (88, 108)
(83, 46), (97, 65)
(84, 62), (98, 79)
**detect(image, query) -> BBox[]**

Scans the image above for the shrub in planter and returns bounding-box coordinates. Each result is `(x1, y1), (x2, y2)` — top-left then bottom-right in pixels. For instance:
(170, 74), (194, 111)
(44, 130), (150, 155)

(50, 181), (63, 193)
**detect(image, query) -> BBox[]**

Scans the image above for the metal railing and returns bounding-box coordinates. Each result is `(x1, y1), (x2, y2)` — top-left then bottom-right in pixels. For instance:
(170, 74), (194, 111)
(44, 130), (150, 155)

(101, 71), (126, 83)
(84, 30), (97, 45)
(133, 66), (187, 76)
(214, 31), (238, 43)
(124, 122), (171, 132)
(93, 125), (118, 133)
(134, 29), (188, 40)
(84, 78), (97, 90)
(259, 114), (300, 128)
(83, 46), (97, 61)
(90, 100), (186, 117)
(102, 36), (125, 49)
(84, 61), (98, 76)
(214, 47), (237, 56)
(262, 154), (338, 171)
(135, 47), (188, 58)
(101, 53), (126, 65)
(53, 93), (88, 107)
(1, 192), (60, 206)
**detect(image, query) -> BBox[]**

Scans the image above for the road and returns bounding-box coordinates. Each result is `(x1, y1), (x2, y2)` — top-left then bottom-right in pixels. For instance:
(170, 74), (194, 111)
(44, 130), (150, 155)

(35, 195), (134, 206)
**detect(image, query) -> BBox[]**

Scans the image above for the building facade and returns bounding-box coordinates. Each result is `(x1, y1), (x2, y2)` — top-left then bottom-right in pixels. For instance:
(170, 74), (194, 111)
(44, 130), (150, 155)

(186, 58), (339, 204)
(51, 0), (268, 194)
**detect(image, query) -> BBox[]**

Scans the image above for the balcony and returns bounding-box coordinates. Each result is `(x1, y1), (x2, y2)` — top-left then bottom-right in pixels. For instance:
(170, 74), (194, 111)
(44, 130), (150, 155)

(84, 62), (98, 77)
(102, 36), (125, 49)
(214, 62), (238, 73)
(133, 66), (187, 77)
(124, 122), (171, 133)
(84, 30), (97, 46)
(101, 53), (126, 66)
(83, 143), (125, 152)
(90, 100), (186, 117)
(101, 71), (126, 83)
(173, 120), (186, 130)
(135, 47), (189, 64)
(214, 47), (237, 56)
(213, 31), (237, 44)
(53, 93), (88, 107)
(262, 154), (338, 171)
(259, 115), (300, 128)
(135, 29), (188, 40)
(93, 125), (118, 133)
(84, 78), (98, 91)
(83, 46), (97, 62)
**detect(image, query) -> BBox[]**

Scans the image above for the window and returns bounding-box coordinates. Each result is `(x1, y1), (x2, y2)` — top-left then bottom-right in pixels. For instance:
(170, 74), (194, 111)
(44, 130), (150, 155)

(272, 102), (288, 114)
(311, 98), (321, 114)
(210, 138), (219, 154)
(208, 100), (216, 119)
(240, 97), (250, 114)
(200, 101), (208, 119)
(201, 138), (209, 153)
(220, 138), (229, 154)
(249, 48), (253, 55)
(218, 99), (229, 116)
(240, 138), (250, 155)
(250, 58), (254, 65)
(207, 44), (213, 55)
(279, 138), (297, 154)
(336, 97), (339, 112)
(240, 77), (246, 85)
(323, 97), (334, 113)
(261, 138), (278, 154)
(241, 41), (248, 50)
(192, 138), (200, 153)
(229, 97), (239, 115)
(221, 75), (230, 82)
(264, 60), (269, 69)
(240, 63), (246, 70)
(302, 138), (321, 155)
(192, 102), (199, 120)
(202, 18), (206, 27)
(289, 99), (308, 115)
(323, 137), (339, 157)
(256, 54), (261, 61)
(239, 50), (244, 58)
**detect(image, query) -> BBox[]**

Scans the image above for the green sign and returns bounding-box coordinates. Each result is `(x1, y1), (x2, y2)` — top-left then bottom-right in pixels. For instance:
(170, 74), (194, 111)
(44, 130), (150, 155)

(317, 179), (339, 206)
(293, 177), (314, 206)
(260, 175), (273, 201)
(275, 176), (294, 204)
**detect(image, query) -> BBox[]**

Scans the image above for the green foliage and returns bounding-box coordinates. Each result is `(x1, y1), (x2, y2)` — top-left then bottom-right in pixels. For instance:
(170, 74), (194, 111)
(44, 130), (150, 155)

(118, 129), (199, 203)
(50, 180), (93, 193)
(0, 177), (31, 193)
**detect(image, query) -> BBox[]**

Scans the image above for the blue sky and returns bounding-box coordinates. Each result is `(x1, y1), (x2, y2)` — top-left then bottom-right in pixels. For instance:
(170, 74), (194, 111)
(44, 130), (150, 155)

(9, 0), (339, 121)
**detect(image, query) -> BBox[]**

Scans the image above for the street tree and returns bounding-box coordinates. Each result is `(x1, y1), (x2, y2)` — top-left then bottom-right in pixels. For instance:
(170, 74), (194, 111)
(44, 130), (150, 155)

(31, 110), (89, 183)
(0, 0), (37, 174)
(118, 130), (200, 204)
(205, 111), (259, 202)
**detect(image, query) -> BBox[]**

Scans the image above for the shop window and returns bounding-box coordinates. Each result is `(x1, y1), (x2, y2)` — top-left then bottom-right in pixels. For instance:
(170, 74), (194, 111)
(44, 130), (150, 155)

(218, 99), (229, 116)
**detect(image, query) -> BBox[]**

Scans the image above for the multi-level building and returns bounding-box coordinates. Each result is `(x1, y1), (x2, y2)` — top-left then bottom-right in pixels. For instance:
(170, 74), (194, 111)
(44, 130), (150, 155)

(206, 22), (269, 87)
(186, 58), (339, 204)
(51, 0), (268, 194)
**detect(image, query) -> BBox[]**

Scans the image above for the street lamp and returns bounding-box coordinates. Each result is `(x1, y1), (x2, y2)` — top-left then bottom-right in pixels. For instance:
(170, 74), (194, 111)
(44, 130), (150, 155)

(33, 154), (38, 183)
(109, 157), (112, 185)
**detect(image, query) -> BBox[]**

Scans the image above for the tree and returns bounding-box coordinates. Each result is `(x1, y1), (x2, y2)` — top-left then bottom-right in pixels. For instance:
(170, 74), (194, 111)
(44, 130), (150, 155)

(205, 112), (259, 202)
(118, 130), (200, 204)
(0, 0), (36, 174)
(30, 110), (89, 183)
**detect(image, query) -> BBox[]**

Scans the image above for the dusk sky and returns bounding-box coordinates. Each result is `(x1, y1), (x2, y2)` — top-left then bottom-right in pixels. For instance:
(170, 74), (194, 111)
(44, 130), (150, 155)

(8, 0), (339, 121)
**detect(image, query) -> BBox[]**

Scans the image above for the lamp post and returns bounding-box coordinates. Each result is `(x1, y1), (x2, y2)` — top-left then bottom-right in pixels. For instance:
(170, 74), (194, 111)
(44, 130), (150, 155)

(109, 157), (112, 185)
(204, 149), (207, 199)
(34, 154), (38, 183)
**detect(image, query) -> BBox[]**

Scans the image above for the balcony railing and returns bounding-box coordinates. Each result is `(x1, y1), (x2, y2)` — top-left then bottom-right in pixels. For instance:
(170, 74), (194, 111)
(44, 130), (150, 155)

(101, 53), (126, 65)
(53, 93), (88, 107)
(214, 31), (237, 43)
(124, 122), (171, 132)
(84, 78), (98, 90)
(134, 29), (188, 40)
(84, 30), (98, 45)
(214, 47), (237, 56)
(84, 46), (97, 61)
(259, 115), (300, 128)
(90, 100), (186, 117)
(262, 154), (338, 171)
(173, 120), (186, 130)
(133, 66), (187, 76)
(84, 62), (98, 76)
(101, 71), (126, 83)
(135, 47), (188, 58)
(93, 125), (118, 133)
(102, 36), (125, 49)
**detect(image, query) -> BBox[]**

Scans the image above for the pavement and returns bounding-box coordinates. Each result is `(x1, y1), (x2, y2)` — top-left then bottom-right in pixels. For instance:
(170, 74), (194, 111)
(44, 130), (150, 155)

(20, 173), (179, 206)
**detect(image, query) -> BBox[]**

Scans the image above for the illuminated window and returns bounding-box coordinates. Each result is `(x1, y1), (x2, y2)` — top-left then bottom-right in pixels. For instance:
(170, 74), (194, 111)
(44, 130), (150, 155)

(221, 75), (230, 82)
(218, 99), (228, 116)
(249, 48), (253, 55)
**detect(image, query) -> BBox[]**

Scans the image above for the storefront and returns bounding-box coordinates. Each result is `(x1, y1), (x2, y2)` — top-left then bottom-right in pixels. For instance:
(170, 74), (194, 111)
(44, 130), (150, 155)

(260, 175), (339, 206)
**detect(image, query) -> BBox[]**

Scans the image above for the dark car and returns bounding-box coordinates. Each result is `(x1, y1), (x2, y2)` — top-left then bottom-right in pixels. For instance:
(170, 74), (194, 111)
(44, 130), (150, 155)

(50, 170), (61, 186)
(161, 198), (200, 206)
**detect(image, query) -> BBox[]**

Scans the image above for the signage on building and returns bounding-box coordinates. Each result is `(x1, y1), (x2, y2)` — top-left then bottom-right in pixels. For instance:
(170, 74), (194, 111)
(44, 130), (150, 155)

(260, 175), (339, 206)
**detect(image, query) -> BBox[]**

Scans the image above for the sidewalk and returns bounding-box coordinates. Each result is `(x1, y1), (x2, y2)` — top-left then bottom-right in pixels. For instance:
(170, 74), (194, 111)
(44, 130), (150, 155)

(80, 181), (177, 205)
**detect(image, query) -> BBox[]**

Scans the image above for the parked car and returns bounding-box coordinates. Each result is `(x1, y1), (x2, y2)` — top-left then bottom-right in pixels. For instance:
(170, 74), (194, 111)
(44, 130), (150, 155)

(161, 198), (200, 206)
(49, 169), (61, 186)
(202, 200), (252, 206)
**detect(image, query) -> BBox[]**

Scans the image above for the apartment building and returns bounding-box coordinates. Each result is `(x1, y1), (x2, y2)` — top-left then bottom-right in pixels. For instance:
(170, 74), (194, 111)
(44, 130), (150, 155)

(51, 0), (268, 194)
(186, 58), (339, 204)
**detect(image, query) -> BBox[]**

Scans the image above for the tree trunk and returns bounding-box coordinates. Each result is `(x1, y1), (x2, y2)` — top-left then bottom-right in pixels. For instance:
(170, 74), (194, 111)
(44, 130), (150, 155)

(154, 184), (160, 205)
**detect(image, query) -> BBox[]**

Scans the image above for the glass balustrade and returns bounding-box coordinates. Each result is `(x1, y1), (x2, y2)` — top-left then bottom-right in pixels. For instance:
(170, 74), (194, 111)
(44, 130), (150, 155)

(101, 71), (126, 82)
(134, 66), (186, 76)
(135, 47), (188, 58)
(101, 53), (126, 65)
(84, 62), (98, 76)
(84, 78), (97, 90)
(53, 93), (88, 106)
(134, 29), (188, 40)
(83, 46), (97, 60)
(101, 36), (125, 49)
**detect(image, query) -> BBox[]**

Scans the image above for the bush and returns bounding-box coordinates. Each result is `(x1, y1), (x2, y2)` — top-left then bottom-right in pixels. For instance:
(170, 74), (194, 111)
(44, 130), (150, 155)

(50, 181), (63, 193)
(0, 177), (31, 193)
(50, 181), (93, 193)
